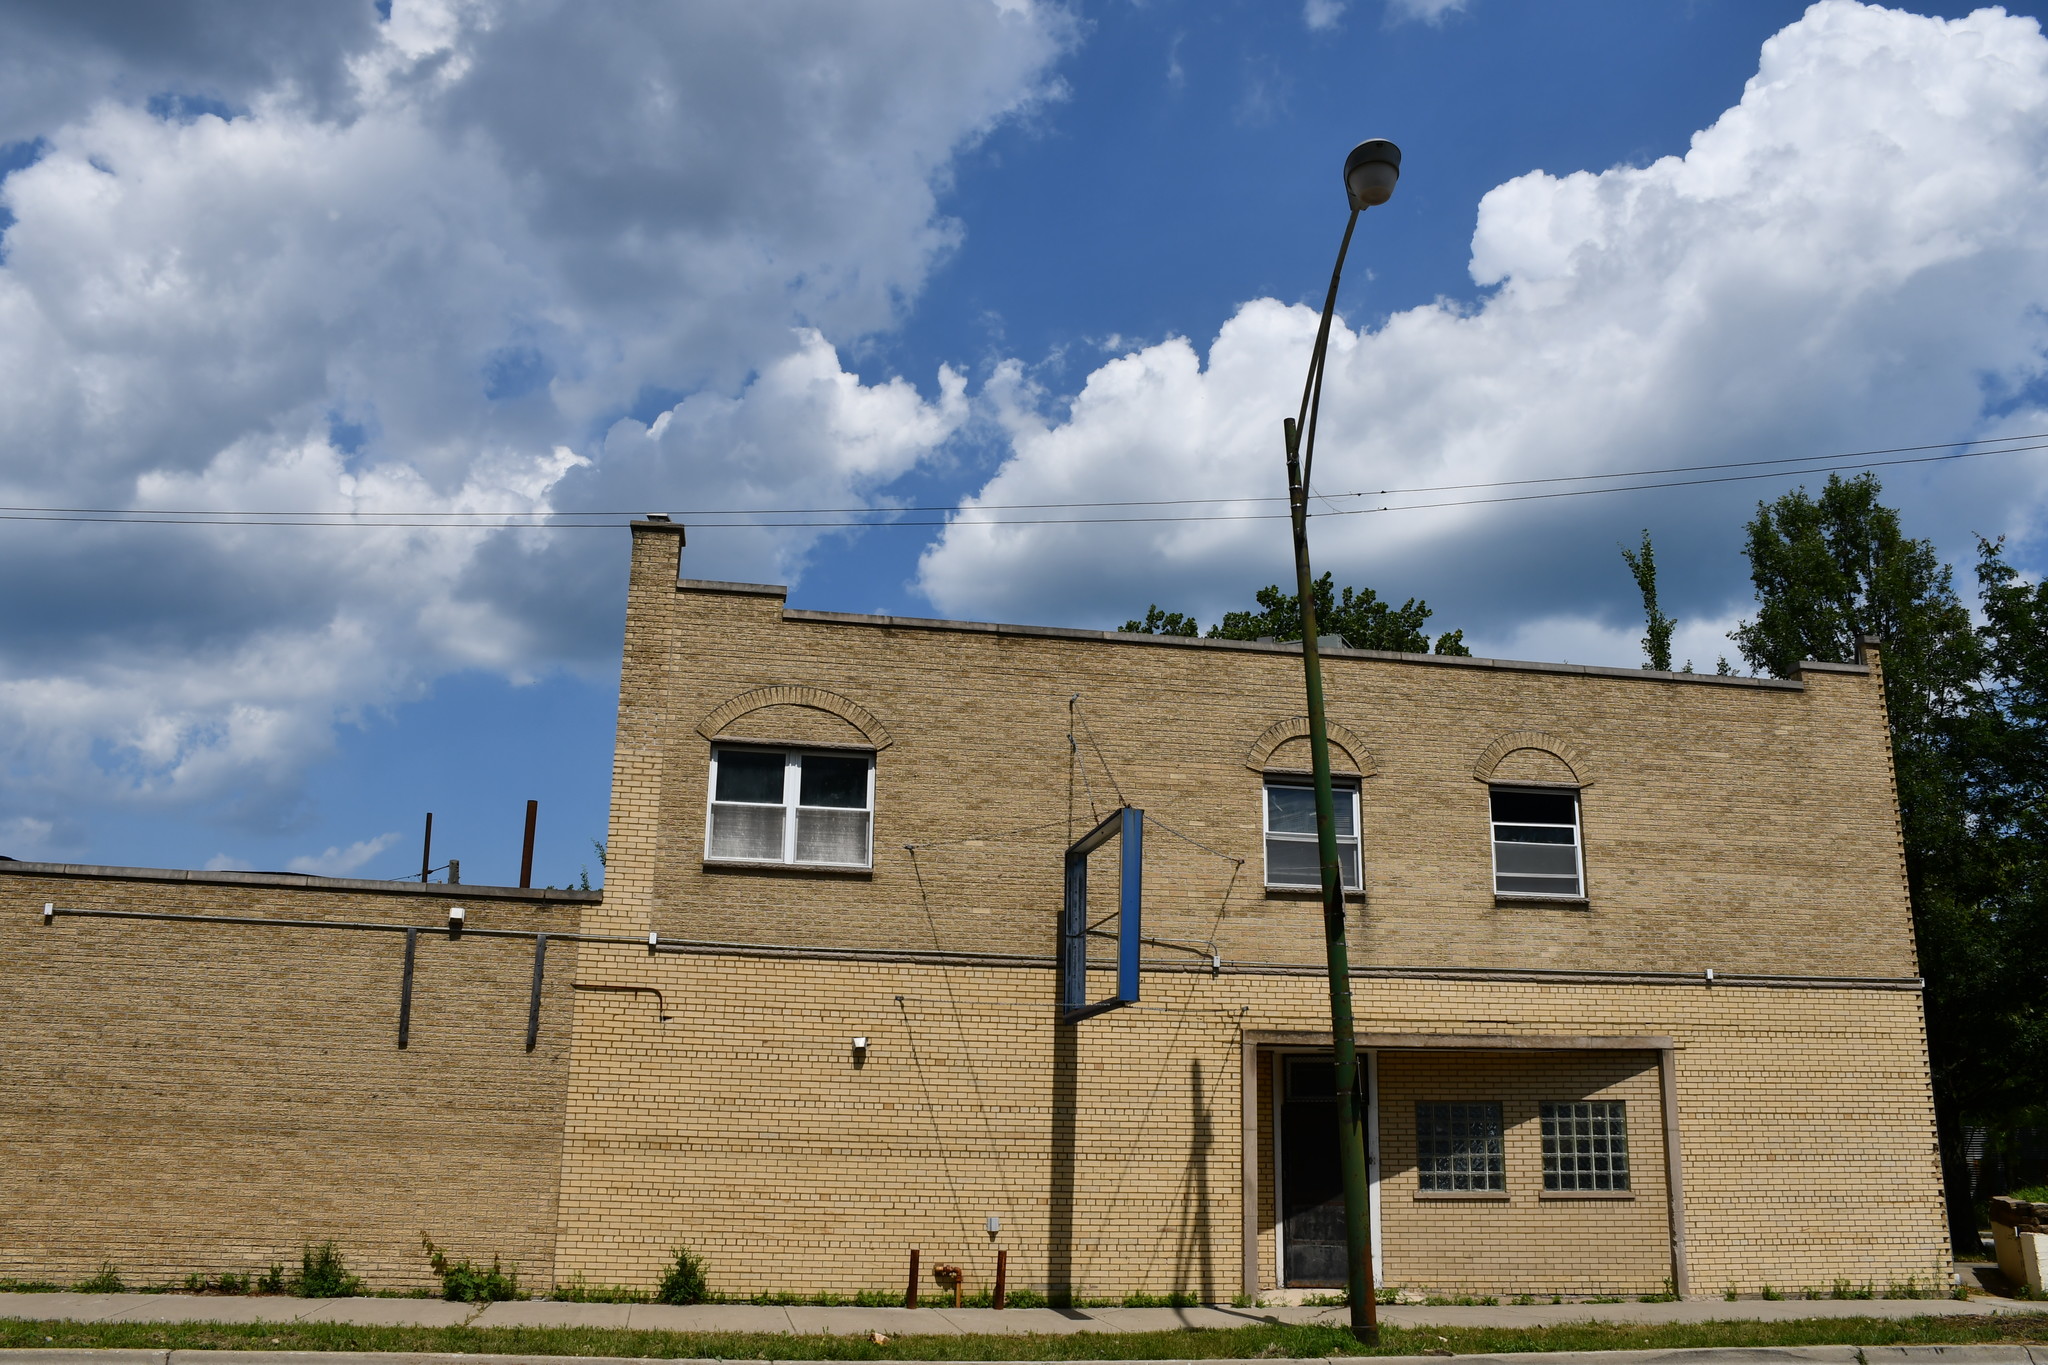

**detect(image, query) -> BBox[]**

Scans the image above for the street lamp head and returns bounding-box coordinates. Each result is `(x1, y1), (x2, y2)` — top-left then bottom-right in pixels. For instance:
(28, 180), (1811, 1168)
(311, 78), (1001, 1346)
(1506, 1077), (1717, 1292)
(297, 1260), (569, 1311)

(1343, 139), (1401, 210)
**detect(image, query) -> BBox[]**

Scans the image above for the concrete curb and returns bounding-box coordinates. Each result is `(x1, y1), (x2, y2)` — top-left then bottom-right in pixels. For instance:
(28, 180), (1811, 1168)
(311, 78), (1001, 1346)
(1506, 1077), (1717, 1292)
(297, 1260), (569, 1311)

(4, 1294), (2041, 1335)
(0, 1348), (2045, 1365)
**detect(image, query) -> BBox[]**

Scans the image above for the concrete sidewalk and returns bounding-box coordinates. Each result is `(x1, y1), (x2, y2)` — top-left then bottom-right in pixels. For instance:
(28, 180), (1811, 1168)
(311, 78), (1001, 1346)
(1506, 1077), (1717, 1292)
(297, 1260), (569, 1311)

(0, 1291), (2039, 1335)
(0, 1344), (2044, 1365)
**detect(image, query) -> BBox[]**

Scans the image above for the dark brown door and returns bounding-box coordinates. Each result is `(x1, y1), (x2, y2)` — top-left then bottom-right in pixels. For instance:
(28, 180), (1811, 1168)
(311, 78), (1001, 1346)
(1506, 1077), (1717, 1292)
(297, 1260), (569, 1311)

(1280, 1056), (1346, 1286)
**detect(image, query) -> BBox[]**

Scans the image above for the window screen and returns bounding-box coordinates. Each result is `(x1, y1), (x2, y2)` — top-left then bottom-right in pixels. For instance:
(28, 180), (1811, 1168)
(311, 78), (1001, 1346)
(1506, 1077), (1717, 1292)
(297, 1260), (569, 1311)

(707, 747), (873, 867)
(1415, 1101), (1505, 1192)
(1490, 787), (1583, 897)
(1264, 779), (1361, 890)
(1541, 1101), (1629, 1191)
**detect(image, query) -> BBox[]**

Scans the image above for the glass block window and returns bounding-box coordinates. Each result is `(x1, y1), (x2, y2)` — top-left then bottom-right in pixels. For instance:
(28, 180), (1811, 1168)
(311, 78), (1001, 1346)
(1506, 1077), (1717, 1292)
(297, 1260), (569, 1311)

(1490, 787), (1584, 897)
(1415, 1101), (1505, 1192)
(1264, 778), (1362, 890)
(706, 746), (873, 868)
(1541, 1101), (1630, 1192)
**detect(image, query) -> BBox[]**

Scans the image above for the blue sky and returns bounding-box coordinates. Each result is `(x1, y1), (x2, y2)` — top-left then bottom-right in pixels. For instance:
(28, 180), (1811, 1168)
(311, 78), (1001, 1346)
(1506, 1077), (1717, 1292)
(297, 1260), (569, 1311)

(3, 0), (2046, 885)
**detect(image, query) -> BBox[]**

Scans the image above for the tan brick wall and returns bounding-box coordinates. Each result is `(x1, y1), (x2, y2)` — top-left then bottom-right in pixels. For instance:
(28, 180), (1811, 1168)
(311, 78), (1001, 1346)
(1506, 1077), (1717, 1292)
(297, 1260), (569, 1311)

(553, 946), (1947, 1300)
(1374, 1050), (1669, 1295)
(611, 526), (1920, 985)
(0, 871), (587, 1290)
(544, 525), (1943, 1300)
(1, 524), (1943, 1302)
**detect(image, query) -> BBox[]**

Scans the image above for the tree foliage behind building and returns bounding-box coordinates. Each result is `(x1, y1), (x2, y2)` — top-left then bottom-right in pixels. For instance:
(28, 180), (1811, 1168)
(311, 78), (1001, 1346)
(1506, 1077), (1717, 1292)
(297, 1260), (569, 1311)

(1122, 573), (1470, 656)
(1733, 472), (2046, 1249)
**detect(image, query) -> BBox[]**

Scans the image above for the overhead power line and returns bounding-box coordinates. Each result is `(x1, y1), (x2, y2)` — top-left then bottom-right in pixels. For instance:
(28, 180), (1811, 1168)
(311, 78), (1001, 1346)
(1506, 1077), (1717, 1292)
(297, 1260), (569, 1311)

(0, 433), (2040, 530)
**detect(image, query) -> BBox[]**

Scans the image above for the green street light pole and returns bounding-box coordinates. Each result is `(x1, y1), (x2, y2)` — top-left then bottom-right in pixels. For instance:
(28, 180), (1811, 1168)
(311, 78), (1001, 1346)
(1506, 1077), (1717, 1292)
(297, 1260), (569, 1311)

(1283, 137), (1401, 1345)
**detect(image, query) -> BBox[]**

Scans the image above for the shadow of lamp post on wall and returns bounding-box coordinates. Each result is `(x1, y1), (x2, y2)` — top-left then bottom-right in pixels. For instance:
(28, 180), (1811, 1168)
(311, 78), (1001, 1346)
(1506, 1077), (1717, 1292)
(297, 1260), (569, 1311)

(1281, 137), (1401, 1345)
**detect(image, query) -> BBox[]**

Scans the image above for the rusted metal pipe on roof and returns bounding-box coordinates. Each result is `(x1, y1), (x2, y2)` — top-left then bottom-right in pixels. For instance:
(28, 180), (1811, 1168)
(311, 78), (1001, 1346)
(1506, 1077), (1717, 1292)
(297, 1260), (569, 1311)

(519, 799), (538, 889)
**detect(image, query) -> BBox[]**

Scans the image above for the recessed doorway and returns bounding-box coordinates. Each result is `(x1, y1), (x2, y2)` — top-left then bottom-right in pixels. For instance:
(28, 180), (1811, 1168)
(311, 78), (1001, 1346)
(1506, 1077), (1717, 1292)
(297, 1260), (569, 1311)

(1275, 1052), (1381, 1287)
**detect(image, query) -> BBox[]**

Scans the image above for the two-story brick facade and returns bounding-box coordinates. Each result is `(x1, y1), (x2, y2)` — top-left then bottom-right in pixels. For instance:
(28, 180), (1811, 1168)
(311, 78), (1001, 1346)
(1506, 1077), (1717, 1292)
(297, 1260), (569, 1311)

(0, 517), (1950, 1301)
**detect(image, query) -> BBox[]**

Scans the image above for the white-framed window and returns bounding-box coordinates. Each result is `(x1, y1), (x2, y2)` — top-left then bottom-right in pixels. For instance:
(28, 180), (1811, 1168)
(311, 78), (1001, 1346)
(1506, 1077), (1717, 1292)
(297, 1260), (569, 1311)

(1541, 1100), (1629, 1191)
(1489, 786), (1584, 897)
(705, 746), (874, 868)
(1263, 776), (1362, 891)
(1415, 1101), (1505, 1192)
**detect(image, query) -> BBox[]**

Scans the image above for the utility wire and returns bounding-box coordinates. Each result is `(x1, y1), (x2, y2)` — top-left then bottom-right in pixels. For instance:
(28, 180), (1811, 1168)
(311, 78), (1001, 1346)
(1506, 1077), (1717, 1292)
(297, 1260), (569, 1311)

(0, 436), (2039, 530)
(4, 431), (2038, 517)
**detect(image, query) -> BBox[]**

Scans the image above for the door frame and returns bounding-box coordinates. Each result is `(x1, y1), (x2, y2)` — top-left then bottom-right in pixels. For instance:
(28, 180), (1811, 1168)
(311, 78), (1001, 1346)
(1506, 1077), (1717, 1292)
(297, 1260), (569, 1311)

(1264, 1046), (1382, 1291)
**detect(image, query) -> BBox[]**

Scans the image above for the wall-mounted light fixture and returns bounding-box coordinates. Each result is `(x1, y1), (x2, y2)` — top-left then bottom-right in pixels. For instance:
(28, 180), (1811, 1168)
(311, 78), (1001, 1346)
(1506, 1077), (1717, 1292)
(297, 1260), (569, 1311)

(448, 906), (465, 939)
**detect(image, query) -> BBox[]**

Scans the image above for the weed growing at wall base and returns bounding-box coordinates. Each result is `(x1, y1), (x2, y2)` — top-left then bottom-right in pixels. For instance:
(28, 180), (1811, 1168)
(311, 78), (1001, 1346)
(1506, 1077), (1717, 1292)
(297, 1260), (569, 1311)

(655, 1245), (709, 1306)
(289, 1243), (363, 1299)
(71, 1262), (124, 1293)
(421, 1233), (523, 1303)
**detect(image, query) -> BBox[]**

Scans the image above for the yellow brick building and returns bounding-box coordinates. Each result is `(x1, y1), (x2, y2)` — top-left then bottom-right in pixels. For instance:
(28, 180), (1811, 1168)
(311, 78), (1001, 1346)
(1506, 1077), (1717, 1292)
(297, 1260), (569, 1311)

(0, 518), (1950, 1302)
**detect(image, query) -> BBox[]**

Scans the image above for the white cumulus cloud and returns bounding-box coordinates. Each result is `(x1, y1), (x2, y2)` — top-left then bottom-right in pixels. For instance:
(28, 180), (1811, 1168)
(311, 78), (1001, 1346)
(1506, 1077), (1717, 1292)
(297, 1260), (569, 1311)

(1386, 0), (1468, 25)
(0, 0), (1070, 838)
(287, 832), (401, 877)
(915, 1), (2048, 663)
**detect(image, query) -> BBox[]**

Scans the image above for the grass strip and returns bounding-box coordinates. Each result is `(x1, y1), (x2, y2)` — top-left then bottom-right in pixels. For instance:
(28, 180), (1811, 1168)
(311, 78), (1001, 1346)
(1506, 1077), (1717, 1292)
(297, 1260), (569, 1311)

(0, 1313), (2045, 1360)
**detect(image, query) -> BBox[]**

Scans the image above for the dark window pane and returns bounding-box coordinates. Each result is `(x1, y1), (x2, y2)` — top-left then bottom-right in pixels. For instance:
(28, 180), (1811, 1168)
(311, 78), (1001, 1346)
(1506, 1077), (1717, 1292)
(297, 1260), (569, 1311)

(1497, 873), (1582, 896)
(1490, 789), (1577, 825)
(1266, 836), (1320, 885)
(1267, 784), (1317, 834)
(1495, 824), (1575, 845)
(1495, 842), (1580, 877)
(1287, 1059), (1336, 1101)
(1268, 782), (1357, 836)
(715, 749), (785, 803)
(799, 754), (868, 808)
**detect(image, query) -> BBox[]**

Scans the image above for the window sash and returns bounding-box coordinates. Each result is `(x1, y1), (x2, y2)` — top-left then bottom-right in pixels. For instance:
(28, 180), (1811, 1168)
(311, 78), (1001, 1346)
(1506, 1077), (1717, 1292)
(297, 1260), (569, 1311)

(1541, 1100), (1630, 1191)
(1490, 787), (1583, 896)
(706, 747), (874, 867)
(1263, 779), (1362, 890)
(1415, 1101), (1505, 1192)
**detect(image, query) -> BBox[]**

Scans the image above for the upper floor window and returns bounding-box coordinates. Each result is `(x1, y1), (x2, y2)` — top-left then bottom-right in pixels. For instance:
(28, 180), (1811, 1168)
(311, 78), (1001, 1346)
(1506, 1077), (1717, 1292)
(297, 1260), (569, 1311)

(706, 746), (873, 868)
(1264, 776), (1361, 891)
(1489, 787), (1582, 898)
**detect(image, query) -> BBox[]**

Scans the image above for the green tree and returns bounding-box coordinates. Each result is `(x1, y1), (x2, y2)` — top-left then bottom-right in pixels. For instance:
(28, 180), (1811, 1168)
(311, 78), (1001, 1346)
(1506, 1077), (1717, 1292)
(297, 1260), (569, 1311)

(1620, 529), (1676, 672)
(1119, 604), (1200, 637)
(1208, 573), (1471, 655)
(1958, 539), (2048, 1165)
(1730, 472), (2031, 1250)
